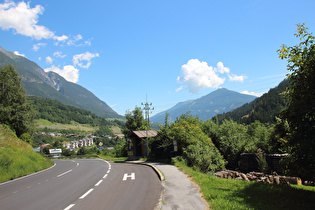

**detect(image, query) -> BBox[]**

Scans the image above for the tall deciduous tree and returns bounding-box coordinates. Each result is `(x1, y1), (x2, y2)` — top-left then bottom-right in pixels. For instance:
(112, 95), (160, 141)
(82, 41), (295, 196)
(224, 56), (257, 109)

(0, 65), (33, 137)
(122, 106), (149, 138)
(277, 23), (315, 180)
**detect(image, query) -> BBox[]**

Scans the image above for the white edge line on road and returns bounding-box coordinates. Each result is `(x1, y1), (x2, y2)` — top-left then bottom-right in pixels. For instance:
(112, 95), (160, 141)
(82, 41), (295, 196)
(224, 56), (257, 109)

(57, 169), (72, 178)
(95, 180), (103, 186)
(107, 169), (110, 173)
(79, 188), (94, 199)
(103, 174), (108, 179)
(64, 204), (75, 210)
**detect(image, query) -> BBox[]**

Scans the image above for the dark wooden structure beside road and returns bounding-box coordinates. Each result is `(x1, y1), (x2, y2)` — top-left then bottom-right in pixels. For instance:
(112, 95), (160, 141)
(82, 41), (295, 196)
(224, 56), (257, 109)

(130, 130), (158, 157)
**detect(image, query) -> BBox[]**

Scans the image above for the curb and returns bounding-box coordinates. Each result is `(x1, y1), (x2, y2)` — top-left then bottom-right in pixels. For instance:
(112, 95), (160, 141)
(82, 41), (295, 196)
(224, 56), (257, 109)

(117, 161), (165, 181)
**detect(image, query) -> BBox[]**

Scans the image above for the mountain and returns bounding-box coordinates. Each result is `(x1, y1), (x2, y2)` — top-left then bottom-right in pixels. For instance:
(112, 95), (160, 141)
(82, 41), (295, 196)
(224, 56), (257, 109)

(151, 88), (257, 123)
(214, 79), (290, 124)
(0, 46), (123, 119)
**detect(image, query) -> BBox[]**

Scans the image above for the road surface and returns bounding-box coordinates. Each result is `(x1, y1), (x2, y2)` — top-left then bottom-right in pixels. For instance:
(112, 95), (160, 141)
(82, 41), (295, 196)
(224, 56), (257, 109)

(0, 159), (162, 210)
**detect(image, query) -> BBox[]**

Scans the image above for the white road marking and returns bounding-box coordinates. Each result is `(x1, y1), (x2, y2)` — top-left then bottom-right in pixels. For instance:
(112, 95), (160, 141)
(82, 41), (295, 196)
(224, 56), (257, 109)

(103, 174), (108, 179)
(95, 180), (103, 186)
(107, 169), (110, 174)
(77, 163), (79, 166)
(64, 204), (75, 210)
(57, 169), (72, 177)
(123, 173), (135, 181)
(79, 188), (94, 199)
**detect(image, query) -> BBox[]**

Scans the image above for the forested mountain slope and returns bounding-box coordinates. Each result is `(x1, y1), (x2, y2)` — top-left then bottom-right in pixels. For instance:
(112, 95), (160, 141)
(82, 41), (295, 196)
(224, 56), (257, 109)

(214, 79), (289, 124)
(0, 46), (122, 119)
(151, 88), (257, 123)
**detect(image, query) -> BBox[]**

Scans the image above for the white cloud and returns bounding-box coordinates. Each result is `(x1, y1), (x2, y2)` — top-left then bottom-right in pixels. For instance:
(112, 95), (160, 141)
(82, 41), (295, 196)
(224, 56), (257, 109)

(53, 51), (66, 58)
(177, 59), (226, 94)
(45, 56), (53, 64)
(176, 86), (183, 92)
(54, 35), (68, 42)
(33, 43), (46, 51)
(215, 61), (230, 74)
(13, 51), (25, 57)
(241, 91), (264, 97)
(44, 65), (79, 83)
(0, 1), (66, 40)
(73, 52), (99, 69)
(66, 34), (84, 46)
(228, 74), (247, 82)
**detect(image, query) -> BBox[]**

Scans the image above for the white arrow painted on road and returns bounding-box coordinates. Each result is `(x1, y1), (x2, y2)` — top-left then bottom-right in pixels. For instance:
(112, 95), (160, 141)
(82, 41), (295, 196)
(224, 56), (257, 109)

(123, 173), (135, 181)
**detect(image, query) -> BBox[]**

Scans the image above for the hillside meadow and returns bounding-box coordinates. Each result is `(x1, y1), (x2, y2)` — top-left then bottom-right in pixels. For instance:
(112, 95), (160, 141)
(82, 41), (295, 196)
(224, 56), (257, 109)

(0, 125), (53, 182)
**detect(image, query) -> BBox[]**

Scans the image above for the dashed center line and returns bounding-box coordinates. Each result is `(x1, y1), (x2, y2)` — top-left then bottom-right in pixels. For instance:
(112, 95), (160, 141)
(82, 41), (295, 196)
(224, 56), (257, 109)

(95, 180), (103, 186)
(57, 169), (72, 177)
(64, 204), (75, 210)
(63, 160), (112, 210)
(79, 188), (94, 199)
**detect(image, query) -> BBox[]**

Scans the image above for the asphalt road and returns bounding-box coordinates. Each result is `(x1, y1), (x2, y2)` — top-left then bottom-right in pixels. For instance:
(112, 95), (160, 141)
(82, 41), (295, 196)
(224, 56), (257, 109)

(0, 159), (162, 210)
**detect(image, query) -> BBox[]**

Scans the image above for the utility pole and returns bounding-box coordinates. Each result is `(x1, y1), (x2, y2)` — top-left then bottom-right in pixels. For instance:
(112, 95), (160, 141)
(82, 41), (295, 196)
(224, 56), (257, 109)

(141, 95), (154, 157)
(141, 95), (154, 124)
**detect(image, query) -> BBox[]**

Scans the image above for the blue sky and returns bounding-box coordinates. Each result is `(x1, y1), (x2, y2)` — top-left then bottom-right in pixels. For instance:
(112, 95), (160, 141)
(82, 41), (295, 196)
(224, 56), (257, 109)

(1, 0), (314, 116)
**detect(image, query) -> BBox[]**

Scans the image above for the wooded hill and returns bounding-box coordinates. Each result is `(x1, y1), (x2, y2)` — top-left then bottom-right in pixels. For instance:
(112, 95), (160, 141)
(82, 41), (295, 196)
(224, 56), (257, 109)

(29, 96), (124, 129)
(214, 79), (290, 124)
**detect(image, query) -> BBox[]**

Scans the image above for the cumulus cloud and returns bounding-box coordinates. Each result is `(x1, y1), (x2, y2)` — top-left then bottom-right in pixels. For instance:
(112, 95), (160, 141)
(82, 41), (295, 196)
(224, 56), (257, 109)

(45, 56), (53, 64)
(54, 35), (68, 42)
(215, 61), (230, 74)
(0, 1), (67, 40)
(177, 59), (226, 94)
(228, 74), (247, 82)
(241, 91), (264, 97)
(44, 65), (79, 83)
(73, 52), (99, 69)
(177, 59), (248, 93)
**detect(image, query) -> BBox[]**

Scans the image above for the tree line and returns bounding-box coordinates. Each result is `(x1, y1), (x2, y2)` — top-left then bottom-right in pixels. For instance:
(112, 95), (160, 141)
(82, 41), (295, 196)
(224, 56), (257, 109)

(121, 24), (314, 181)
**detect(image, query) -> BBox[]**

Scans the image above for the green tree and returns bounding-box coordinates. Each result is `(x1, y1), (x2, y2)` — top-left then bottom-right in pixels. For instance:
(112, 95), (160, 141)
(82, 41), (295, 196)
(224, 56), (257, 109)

(277, 23), (315, 180)
(0, 65), (33, 137)
(122, 106), (150, 138)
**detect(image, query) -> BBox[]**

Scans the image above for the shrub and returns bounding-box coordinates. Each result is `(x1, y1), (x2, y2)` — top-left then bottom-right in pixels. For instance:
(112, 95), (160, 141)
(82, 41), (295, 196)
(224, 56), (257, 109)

(183, 141), (226, 173)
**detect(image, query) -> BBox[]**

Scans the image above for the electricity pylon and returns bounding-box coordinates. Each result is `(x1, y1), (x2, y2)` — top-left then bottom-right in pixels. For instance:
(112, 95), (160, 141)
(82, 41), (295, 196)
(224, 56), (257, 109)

(141, 96), (154, 124)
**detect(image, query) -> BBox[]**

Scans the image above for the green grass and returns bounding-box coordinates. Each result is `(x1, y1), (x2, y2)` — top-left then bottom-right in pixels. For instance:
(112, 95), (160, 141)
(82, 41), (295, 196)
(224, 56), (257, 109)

(174, 160), (315, 210)
(0, 125), (53, 182)
(34, 119), (98, 133)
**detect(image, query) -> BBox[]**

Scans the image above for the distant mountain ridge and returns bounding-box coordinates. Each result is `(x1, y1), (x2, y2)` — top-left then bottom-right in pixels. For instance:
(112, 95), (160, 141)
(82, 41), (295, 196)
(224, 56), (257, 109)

(214, 79), (289, 124)
(0, 46), (123, 119)
(151, 88), (257, 123)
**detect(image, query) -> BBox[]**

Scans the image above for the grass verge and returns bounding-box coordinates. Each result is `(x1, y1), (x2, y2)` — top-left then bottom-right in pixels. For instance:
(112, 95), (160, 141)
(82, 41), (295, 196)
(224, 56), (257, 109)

(0, 125), (53, 182)
(174, 160), (315, 210)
